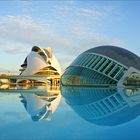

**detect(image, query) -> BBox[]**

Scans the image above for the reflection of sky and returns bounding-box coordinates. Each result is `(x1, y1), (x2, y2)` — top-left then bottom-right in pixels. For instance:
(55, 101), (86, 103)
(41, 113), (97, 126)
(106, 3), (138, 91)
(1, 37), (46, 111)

(0, 93), (140, 139)
(0, 93), (29, 125)
(0, 93), (25, 113)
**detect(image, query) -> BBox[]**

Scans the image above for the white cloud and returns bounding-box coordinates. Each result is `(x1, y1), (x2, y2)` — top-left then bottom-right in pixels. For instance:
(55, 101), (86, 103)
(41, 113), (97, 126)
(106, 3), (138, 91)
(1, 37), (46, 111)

(52, 4), (104, 23)
(16, 0), (33, 14)
(4, 45), (28, 54)
(0, 15), (49, 43)
(17, 0), (32, 6)
(0, 13), (125, 69)
(76, 8), (103, 17)
(87, 34), (125, 47)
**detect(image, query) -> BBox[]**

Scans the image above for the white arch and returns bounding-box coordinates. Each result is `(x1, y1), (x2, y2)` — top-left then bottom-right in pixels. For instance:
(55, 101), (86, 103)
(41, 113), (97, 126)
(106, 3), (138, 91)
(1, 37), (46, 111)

(20, 46), (62, 76)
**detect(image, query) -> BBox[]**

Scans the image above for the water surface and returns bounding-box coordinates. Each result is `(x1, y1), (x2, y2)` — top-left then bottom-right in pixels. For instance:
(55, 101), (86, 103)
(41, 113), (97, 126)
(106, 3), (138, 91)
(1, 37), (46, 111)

(0, 84), (140, 139)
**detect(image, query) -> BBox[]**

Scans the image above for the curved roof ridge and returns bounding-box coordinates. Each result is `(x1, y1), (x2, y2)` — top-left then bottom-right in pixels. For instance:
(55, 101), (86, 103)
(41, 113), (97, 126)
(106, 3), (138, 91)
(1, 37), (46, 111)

(84, 45), (140, 70)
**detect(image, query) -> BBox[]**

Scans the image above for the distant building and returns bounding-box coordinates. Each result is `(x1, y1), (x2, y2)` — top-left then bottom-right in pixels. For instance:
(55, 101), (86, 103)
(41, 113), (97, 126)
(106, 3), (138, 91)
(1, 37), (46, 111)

(19, 46), (62, 84)
(61, 45), (140, 87)
(0, 73), (11, 84)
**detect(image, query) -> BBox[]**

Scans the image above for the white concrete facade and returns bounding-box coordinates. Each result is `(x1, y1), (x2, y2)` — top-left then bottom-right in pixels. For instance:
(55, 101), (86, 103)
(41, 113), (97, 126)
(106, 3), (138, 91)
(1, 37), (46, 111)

(20, 46), (62, 76)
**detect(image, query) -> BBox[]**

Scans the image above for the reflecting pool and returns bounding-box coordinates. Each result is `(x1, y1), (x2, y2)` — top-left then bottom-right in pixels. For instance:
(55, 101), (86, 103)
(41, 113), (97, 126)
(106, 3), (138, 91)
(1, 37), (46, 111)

(0, 84), (140, 139)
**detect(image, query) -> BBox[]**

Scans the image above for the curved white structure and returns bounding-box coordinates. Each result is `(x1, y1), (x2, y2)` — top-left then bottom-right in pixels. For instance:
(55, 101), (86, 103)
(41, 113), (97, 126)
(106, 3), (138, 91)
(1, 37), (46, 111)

(20, 46), (62, 76)
(20, 93), (61, 121)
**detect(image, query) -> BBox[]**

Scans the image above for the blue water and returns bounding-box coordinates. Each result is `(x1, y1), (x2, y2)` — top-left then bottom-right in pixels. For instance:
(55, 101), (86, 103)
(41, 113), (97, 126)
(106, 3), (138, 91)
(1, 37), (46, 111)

(0, 85), (140, 140)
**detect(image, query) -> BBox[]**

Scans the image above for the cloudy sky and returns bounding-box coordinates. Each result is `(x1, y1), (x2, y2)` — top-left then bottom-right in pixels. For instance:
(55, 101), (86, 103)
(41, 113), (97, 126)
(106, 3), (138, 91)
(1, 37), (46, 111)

(0, 1), (140, 73)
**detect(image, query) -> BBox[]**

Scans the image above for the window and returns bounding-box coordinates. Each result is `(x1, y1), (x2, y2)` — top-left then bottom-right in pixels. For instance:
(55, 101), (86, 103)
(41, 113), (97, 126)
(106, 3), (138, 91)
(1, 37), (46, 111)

(110, 66), (121, 78)
(105, 62), (116, 75)
(99, 60), (111, 72)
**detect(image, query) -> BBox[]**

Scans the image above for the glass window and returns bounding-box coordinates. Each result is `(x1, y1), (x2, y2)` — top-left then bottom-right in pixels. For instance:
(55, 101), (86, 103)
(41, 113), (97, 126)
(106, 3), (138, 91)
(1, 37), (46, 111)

(110, 66), (121, 78)
(105, 62), (116, 75)
(82, 55), (93, 67)
(99, 60), (111, 72)
(95, 58), (106, 71)
(91, 56), (102, 69)
(86, 55), (96, 68)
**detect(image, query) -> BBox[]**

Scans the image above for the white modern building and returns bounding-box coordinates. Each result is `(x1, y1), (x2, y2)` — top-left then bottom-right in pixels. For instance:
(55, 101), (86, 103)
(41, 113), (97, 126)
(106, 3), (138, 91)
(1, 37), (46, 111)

(19, 46), (62, 84)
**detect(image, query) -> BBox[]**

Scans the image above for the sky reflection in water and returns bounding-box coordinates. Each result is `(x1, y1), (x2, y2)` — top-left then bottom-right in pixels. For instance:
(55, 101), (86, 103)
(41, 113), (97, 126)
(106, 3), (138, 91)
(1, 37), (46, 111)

(0, 85), (140, 139)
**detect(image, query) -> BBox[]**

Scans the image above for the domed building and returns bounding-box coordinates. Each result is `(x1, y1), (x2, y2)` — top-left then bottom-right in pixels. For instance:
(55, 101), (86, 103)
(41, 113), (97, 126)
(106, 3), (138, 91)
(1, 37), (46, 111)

(19, 46), (62, 85)
(61, 45), (140, 87)
(61, 45), (140, 126)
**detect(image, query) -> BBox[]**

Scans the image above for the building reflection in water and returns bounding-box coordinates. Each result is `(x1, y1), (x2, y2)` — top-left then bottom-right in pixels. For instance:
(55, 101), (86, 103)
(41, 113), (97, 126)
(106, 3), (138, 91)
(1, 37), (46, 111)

(0, 84), (61, 121)
(19, 85), (61, 121)
(61, 86), (140, 126)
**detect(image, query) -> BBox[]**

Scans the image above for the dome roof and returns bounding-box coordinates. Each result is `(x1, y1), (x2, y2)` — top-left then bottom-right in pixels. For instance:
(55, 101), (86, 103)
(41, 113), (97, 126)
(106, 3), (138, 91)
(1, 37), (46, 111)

(84, 45), (140, 70)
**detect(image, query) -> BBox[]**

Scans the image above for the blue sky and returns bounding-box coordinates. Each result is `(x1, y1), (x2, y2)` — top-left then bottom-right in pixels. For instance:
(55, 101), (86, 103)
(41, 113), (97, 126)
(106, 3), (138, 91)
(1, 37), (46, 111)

(0, 1), (140, 73)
